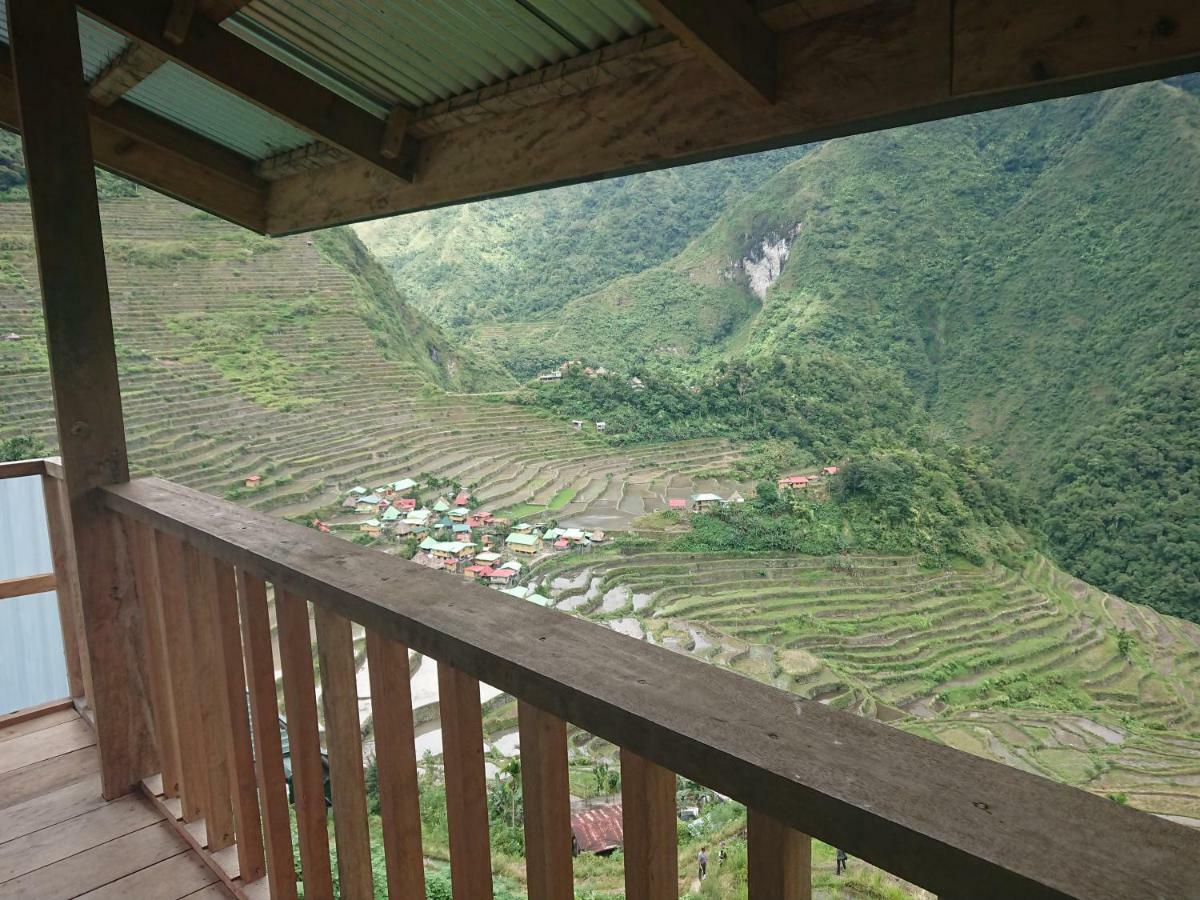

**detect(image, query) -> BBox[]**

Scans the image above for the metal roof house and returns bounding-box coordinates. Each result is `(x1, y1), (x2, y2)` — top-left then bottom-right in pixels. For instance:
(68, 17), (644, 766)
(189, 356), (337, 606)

(0, 2), (1198, 899)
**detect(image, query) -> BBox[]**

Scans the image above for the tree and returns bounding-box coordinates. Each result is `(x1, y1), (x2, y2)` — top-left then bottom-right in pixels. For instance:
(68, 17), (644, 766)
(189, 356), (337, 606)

(0, 433), (48, 462)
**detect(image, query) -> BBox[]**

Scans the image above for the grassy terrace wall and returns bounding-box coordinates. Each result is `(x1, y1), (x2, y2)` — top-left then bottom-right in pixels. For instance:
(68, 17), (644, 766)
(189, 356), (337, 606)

(0, 194), (747, 523)
(537, 551), (1200, 827)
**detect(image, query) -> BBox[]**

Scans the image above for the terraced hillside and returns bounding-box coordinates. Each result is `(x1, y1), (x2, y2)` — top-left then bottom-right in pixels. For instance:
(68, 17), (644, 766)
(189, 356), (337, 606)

(536, 551), (1200, 827)
(0, 194), (746, 523)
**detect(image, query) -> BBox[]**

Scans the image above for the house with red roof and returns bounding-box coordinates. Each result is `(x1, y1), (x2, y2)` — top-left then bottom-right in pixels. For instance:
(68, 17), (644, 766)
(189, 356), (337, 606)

(394, 497), (417, 511)
(454, 491), (471, 507)
(571, 803), (623, 856)
(823, 466), (840, 475)
(667, 498), (687, 510)
(777, 474), (809, 490)
(244, 474), (262, 488)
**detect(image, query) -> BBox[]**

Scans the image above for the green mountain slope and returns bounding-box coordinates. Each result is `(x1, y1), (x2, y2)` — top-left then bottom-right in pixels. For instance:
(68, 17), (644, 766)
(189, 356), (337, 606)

(360, 79), (1200, 620)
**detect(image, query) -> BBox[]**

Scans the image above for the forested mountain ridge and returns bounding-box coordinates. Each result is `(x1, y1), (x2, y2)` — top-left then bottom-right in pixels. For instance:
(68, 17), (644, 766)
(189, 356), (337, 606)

(360, 78), (1200, 621)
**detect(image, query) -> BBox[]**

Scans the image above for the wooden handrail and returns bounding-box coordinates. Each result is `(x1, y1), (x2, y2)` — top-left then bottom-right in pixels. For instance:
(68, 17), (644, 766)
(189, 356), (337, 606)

(102, 476), (1200, 899)
(0, 457), (47, 479)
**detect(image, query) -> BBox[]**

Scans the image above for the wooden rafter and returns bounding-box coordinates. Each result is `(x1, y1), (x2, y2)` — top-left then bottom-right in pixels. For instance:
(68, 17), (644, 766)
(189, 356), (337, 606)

(639, 0), (777, 102)
(0, 44), (266, 230)
(266, 0), (1200, 235)
(87, 41), (168, 106)
(77, 0), (419, 182)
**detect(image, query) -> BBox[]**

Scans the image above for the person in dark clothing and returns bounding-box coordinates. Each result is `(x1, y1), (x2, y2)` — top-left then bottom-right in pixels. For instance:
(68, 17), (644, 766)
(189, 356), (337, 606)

(836, 848), (848, 875)
(718, 845), (728, 865)
(698, 847), (708, 880)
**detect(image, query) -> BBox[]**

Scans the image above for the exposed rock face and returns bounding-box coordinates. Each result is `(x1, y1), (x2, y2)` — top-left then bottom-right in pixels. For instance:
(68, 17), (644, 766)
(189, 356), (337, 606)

(722, 223), (801, 299)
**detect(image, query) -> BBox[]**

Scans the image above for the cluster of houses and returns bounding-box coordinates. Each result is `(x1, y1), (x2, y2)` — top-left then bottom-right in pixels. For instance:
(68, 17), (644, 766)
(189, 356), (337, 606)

(777, 466), (839, 491)
(668, 491), (745, 513)
(335, 479), (606, 593)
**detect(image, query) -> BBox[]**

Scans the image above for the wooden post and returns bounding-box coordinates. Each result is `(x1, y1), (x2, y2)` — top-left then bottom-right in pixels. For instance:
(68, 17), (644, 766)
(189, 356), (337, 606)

(6, 0), (154, 798)
(620, 748), (677, 900)
(40, 473), (85, 700)
(518, 701), (573, 900)
(747, 809), (811, 899)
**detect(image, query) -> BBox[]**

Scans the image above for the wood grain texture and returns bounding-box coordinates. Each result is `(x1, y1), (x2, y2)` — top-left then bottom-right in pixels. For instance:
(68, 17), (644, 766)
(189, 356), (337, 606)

(0, 747), (99, 812)
(518, 701), (572, 900)
(437, 661), (492, 900)
(235, 572), (297, 899)
(4, 0), (156, 798)
(0, 571), (55, 599)
(639, 0), (776, 101)
(41, 473), (86, 700)
(0, 704), (77, 741)
(129, 519), (182, 799)
(154, 531), (207, 821)
(103, 476), (1200, 899)
(78, 0), (417, 181)
(275, 590), (333, 899)
(183, 543), (235, 850)
(747, 808), (811, 899)
(0, 457), (45, 478)
(210, 559), (265, 882)
(620, 748), (677, 900)
(314, 605), (373, 900)
(365, 631), (425, 900)
(87, 41), (168, 106)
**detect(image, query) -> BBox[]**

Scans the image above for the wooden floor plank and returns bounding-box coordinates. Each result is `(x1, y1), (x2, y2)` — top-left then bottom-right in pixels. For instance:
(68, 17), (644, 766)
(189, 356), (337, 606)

(0, 793), (159, 883)
(0, 708), (79, 743)
(181, 884), (234, 898)
(0, 747), (99, 812)
(0, 774), (105, 844)
(0, 718), (95, 774)
(74, 849), (219, 899)
(0, 698), (74, 730)
(0, 821), (183, 898)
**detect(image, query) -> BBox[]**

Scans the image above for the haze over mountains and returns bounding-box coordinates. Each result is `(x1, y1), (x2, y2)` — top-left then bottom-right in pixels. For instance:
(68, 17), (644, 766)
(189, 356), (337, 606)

(358, 77), (1200, 623)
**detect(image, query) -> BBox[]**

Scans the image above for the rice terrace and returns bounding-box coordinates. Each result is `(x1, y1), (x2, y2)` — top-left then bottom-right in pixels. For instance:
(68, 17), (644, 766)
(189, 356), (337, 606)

(0, 4), (1198, 898)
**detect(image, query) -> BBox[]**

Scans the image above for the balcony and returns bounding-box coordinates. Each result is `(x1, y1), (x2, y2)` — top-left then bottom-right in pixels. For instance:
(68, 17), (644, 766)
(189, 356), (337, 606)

(1, 457), (1197, 899)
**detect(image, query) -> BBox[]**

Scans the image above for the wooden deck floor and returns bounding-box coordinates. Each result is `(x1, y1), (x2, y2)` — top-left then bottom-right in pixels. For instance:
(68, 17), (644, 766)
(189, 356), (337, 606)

(0, 704), (231, 899)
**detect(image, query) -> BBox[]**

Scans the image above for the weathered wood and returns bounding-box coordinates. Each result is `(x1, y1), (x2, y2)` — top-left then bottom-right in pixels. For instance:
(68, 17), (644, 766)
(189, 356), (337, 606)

(210, 559), (265, 882)
(314, 604), (374, 900)
(380, 105), (411, 159)
(639, 0), (776, 102)
(437, 661), (492, 900)
(266, 0), (1200, 234)
(236, 571), (297, 899)
(5, 0), (157, 800)
(0, 747), (99, 813)
(87, 41), (169, 106)
(0, 570), (56, 599)
(183, 543), (235, 851)
(518, 701), (573, 900)
(254, 142), (349, 181)
(41, 472), (86, 700)
(154, 530), (207, 821)
(0, 699), (75, 733)
(275, 589), (333, 899)
(620, 748), (677, 900)
(0, 457), (46, 478)
(129, 519), (182, 799)
(365, 631), (425, 900)
(747, 808), (811, 899)
(102, 477), (1200, 899)
(78, 0), (419, 181)
(163, 0), (195, 44)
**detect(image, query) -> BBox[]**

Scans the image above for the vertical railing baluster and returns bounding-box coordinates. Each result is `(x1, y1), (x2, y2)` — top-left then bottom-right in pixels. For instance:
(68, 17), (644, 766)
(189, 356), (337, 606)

(437, 660), (493, 900)
(276, 588), (334, 898)
(154, 530), (208, 822)
(183, 543), (235, 851)
(747, 809), (812, 899)
(620, 748), (677, 900)
(518, 700), (573, 900)
(210, 559), (266, 882)
(129, 519), (182, 798)
(314, 604), (374, 899)
(39, 470), (86, 702)
(366, 630), (426, 900)
(237, 571), (298, 899)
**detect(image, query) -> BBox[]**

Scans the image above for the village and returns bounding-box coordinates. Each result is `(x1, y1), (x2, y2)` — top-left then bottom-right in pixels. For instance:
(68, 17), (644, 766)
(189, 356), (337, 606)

(244, 464), (846, 612)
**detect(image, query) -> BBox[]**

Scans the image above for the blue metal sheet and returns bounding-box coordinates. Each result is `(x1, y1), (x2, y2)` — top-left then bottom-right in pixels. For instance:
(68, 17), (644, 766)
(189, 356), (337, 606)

(0, 475), (68, 715)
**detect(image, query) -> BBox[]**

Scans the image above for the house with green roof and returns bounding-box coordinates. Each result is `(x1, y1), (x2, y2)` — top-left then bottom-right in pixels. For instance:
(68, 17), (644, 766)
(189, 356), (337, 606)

(505, 532), (543, 555)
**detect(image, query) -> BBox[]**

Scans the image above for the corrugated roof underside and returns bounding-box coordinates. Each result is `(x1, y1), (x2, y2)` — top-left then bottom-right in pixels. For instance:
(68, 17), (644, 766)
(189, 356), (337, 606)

(225, 0), (656, 112)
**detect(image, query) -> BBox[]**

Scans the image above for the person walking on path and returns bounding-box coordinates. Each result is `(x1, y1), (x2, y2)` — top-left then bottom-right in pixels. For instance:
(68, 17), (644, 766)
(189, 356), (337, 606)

(836, 848), (848, 875)
(698, 847), (708, 881)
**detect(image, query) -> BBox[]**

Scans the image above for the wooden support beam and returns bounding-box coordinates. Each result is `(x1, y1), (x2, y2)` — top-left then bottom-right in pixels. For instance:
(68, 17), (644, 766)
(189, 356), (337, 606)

(0, 45), (267, 231)
(78, 0), (419, 181)
(41, 473), (86, 700)
(620, 748), (677, 900)
(639, 0), (776, 102)
(379, 105), (410, 159)
(163, 0), (196, 45)
(87, 42), (169, 107)
(6, 0), (157, 799)
(267, 0), (1200, 234)
(0, 571), (56, 600)
(747, 809), (811, 899)
(518, 701), (573, 900)
(255, 142), (349, 181)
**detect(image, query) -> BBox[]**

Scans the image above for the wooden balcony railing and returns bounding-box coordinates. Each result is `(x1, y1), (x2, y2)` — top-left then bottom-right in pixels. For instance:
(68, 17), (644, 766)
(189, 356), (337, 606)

(16, 467), (1199, 899)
